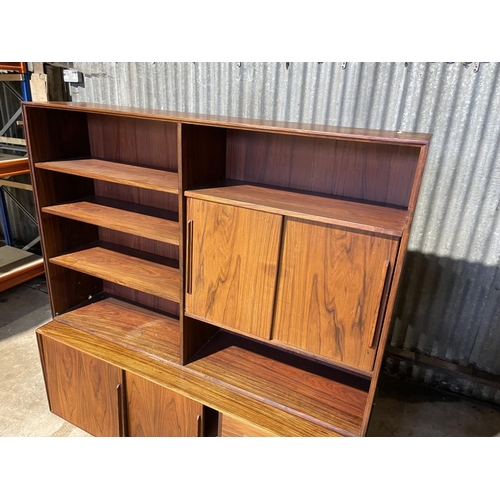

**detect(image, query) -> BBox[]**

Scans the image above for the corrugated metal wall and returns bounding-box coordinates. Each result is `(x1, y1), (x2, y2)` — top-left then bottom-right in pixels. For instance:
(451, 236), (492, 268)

(67, 62), (500, 402)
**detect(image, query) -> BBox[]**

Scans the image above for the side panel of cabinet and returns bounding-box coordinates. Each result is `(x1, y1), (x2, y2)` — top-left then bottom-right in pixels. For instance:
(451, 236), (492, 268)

(39, 336), (123, 436)
(185, 198), (282, 340)
(273, 218), (399, 371)
(125, 372), (203, 437)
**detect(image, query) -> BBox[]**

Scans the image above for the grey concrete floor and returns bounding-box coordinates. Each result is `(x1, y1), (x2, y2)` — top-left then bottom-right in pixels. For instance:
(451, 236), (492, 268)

(0, 277), (89, 437)
(1, 276), (500, 437)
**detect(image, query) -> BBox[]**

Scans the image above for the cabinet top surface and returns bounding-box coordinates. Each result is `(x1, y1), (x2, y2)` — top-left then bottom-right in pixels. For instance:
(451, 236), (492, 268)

(23, 101), (431, 146)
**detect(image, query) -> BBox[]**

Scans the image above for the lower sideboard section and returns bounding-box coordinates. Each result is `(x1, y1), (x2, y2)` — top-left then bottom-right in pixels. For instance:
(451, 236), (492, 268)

(36, 301), (371, 437)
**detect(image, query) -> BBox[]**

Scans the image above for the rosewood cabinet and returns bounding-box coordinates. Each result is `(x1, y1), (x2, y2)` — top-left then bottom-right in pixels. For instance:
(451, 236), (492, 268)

(23, 101), (430, 437)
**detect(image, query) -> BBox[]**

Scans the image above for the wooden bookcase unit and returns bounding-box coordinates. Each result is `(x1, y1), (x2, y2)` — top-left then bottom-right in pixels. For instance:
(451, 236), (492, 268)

(23, 101), (430, 437)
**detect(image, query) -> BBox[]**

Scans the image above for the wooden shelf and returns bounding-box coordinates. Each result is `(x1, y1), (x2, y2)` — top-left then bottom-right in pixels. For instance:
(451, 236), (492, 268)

(54, 297), (180, 363)
(35, 159), (179, 194)
(42, 198), (179, 246)
(188, 330), (370, 436)
(50, 245), (180, 302)
(186, 182), (408, 237)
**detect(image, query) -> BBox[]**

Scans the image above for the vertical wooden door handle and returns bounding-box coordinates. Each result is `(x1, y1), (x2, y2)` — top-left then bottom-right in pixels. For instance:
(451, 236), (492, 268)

(368, 260), (391, 348)
(116, 383), (126, 437)
(186, 220), (193, 294)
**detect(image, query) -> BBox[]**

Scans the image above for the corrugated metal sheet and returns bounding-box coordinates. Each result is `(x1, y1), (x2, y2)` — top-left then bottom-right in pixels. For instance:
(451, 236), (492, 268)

(67, 62), (500, 399)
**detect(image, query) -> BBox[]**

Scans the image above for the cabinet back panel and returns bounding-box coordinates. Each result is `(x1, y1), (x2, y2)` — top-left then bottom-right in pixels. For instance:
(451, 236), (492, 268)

(88, 114), (178, 171)
(181, 124), (227, 189)
(24, 107), (91, 163)
(226, 130), (419, 207)
(94, 182), (178, 212)
(47, 264), (103, 316)
(40, 214), (101, 315)
(34, 170), (95, 210)
(103, 282), (180, 317)
(98, 228), (179, 261)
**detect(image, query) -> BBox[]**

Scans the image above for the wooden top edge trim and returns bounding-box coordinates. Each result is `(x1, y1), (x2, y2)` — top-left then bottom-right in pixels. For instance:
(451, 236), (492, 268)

(22, 101), (432, 145)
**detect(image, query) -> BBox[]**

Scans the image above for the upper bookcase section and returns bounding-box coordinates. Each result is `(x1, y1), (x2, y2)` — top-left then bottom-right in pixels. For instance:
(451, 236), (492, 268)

(23, 101), (430, 211)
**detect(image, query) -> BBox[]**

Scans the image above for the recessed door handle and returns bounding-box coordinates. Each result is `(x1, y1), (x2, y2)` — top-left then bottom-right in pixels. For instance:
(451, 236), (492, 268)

(368, 260), (391, 348)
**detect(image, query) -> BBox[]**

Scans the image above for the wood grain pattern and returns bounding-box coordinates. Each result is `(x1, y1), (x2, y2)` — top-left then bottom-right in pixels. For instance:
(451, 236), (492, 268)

(97, 228), (179, 262)
(103, 282), (180, 317)
(126, 372), (202, 436)
(94, 183), (179, 213)
(50, 246), (180, 302)
(22, 106), (91, 164)
(23, 101), (431, 146)
(185, 198), (282, 339)
(40, 335), (123, 437)
(54, 297), (180, 364)
(36, 159), (179, 194)
(226, 130), (421, 208)
(181, 124), (227, 190)
(190, 330), (369, 436)
(186, 183), (407, 236)
(273, 218), (399, 371)
(220, 414), (278, 437)
(88, 113), (178, 171)
(36, 320), (350, 435)
(42, 199), (179, 245)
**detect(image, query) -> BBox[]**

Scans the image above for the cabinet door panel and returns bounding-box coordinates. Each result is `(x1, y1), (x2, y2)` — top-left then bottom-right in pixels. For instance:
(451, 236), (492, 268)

(125, 372), (202, 437)
(273, 218), (399, 371)
(186, 198), (282, 339)
(40, 336), (122, 436)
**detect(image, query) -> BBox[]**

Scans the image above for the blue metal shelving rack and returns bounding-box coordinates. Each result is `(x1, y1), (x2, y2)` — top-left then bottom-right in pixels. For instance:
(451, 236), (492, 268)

(0, 62), (44, 291)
